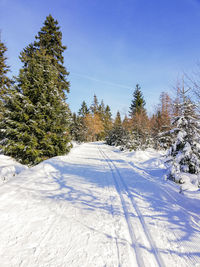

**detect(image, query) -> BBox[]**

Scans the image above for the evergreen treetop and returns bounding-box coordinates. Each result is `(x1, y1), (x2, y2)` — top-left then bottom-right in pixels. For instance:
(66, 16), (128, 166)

(20, 14), (70, 99)
(129, 84), (146, 117)
(90, 94), (99, 114)
(78, 101), (89, 117)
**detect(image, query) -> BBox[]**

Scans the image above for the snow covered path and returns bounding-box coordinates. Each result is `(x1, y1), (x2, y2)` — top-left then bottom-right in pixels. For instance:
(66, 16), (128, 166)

(0, 142), (200, 267)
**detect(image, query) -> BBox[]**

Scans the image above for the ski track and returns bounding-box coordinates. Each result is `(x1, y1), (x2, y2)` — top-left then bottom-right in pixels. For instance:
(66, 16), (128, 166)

(97, 147), (137, 267)
(101, 144), (200, 267)
(97, 147), (121, 267)
(0, 142), (200, 267)
(113, 150), (200, 266)
(99, 145), (165, 267)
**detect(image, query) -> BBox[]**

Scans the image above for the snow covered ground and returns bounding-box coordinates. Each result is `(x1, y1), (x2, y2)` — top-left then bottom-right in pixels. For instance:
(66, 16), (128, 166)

(0, 142), (200, 267)
(0, 155), (28, 185)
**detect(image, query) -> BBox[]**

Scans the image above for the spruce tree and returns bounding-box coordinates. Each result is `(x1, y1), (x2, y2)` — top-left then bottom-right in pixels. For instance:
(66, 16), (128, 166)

(70, 101), (90, 143)
(106, 111), (129, 149)
(90, 94), (99, 114)
(0, 39), (12, 114)
(0, 17), (71, 165)
(129, 84), (146, 117)
(78, 101), (89, 117)
(21, 14), (70, 99)
(128, 84), (150, 149)
(167, 89), (200, 183)
(70, 113), (87, 143)
(103, 105), (113, 136)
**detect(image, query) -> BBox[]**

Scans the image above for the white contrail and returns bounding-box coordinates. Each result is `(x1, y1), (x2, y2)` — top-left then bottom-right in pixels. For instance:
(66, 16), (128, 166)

(71, 72), (132, 89)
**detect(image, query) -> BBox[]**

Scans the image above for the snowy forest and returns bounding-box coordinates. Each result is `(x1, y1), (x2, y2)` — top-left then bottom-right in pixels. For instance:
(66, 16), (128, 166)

(0, 15), (200, 187)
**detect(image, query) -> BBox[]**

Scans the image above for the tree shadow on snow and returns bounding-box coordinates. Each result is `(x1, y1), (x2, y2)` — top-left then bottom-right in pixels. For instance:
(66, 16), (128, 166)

(36, 152), (200, 262)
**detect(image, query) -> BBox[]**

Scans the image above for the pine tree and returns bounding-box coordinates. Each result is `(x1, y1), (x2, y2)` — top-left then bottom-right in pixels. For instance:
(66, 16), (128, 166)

(167, 88), (200, 183)
(129, 84), (146, 118)
(0, 39), (12, 114)
(0, 17), (71, 165)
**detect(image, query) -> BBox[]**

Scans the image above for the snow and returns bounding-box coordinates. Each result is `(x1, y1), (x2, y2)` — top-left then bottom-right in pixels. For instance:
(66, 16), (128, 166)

(0, 142), (200, 267)
(0, 155), (28, 185)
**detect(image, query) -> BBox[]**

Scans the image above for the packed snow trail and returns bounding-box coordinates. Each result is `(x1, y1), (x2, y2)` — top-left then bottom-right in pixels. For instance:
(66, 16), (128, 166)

(98, 146), (165, 267)
(0, 142), (200, 267)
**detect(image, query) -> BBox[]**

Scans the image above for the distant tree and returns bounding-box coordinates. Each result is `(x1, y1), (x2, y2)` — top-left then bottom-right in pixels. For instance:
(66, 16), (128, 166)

(70, 101), (90, 142)
(103, 105), (113, 136)
(131, 110), (150, 150)
(98, 100), (106, 121)
(84, 113), (104, 141)
(106, 111), (130, 149)
(78, 101), (89, 117)
(70, 113), (87, 143)
(90, 94), (99, 115)
(122, 115), (131, 131)
(128, 85), (150, 149)
(150, 92), (173, 149)
(159, 92), (172, 131)
(129, 84), (146, 118)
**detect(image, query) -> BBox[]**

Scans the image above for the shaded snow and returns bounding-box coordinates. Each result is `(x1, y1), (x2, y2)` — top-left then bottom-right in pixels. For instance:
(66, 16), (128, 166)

(0, 143), (200, 267)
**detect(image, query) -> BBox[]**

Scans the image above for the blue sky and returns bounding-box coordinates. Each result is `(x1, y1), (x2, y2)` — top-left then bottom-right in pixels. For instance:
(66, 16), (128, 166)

(1, 0), (200, 117)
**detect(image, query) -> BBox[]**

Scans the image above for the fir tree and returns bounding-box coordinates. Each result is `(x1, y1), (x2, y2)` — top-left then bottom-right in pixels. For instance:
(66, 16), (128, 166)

(129, 84), (146, 118)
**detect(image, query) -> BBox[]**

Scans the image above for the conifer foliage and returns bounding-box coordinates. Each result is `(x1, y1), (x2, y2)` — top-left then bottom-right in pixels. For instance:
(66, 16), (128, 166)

(129, 84), (146, 117)
(34, 14), (70, 98)
(106, 111), (129, 149)
(129, 84), (150, 149)
(0, 39), (12, 113)
(70, 96), (113, 143)
(0, 15), (71, 165)
(167, 88), (200, 181)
